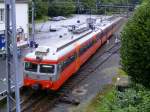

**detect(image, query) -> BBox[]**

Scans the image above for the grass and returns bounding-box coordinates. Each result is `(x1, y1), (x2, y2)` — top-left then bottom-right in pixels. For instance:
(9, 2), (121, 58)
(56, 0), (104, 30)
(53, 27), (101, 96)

(85, 85), (116, 112)
(71, 84), (116, 112)
(117, 68), (128, 76)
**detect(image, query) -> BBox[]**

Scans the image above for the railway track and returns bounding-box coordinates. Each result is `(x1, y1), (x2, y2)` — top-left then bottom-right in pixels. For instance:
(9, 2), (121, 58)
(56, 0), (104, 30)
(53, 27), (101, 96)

(19, 41), (120, 112)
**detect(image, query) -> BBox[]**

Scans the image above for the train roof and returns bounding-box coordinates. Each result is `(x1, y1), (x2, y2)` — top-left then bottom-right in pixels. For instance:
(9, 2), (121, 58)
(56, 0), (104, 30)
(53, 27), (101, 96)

(25, 16), (122, 61)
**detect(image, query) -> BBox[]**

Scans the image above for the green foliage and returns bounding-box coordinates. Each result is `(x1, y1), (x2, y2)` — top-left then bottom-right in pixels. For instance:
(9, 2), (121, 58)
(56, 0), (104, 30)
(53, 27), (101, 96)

(29, 0), (140, 21)
(120, 0), (150, 86)
(80, 0), (96, 9)
(48, 0), (75, 17)
(101, 0), (127, 4)
(29, 0), (48, 21)
(35, 0), (48, 19)
(94, 84), (150, 112)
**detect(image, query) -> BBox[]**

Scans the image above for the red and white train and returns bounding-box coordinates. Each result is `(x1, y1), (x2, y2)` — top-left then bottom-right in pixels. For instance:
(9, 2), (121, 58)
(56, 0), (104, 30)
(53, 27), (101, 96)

(23, 16), (123, 90)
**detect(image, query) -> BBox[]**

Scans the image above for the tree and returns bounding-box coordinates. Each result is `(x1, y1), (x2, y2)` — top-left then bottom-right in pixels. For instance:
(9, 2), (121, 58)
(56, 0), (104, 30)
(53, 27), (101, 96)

(48, 0), (75, 17)
(35, 0), (48, 19)
(121, 0), (150, 86)
(29, 0), (48, 21)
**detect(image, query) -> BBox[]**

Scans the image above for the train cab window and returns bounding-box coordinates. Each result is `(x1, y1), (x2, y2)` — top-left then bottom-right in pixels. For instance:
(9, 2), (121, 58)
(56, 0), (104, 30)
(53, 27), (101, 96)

(25, 62), (38, 72)
(40, 64), (55, 74)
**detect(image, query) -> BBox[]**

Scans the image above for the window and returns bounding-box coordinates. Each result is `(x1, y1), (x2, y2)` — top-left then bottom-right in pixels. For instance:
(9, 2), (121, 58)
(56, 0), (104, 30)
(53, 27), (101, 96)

(40, 64), (55, 74)
(25, 62), (38, 72)
(96, 32), (104, 41)
(60, 53), (76, 71)
(0, 9), (4, 22)
(79, 39), (95, 56)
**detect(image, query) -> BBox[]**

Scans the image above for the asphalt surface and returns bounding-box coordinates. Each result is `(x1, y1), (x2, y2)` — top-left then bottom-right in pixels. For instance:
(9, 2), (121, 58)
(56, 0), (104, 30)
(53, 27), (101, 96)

(35, 15), (106, 32)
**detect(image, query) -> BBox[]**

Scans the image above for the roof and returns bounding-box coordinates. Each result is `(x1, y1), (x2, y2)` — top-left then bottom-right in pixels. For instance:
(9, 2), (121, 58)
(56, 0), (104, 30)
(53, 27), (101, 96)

(25, 16), (122, 61)
(0, 0), (28, 3)
(35, 16), (116, 52)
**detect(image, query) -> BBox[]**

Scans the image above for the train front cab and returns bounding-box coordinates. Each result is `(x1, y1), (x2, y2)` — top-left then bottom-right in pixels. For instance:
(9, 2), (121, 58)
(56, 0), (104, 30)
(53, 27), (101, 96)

(24, 50), (80, 91)
(24, 60), (59, 90)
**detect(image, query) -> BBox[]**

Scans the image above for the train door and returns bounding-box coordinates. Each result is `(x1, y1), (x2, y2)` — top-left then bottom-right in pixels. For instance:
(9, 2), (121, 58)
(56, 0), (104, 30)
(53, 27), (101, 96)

(74, 43), (80, 72)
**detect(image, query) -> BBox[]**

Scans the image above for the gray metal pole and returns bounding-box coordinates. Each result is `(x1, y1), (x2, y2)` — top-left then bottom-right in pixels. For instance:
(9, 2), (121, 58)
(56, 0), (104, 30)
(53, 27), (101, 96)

(5, 0), (11, 111)
(32, 1), (35, 43)
(77, 0), (80, 14)
(5, 0), (21, 111)
(96, 0), (98, 13)
(10, 0), (21, 111)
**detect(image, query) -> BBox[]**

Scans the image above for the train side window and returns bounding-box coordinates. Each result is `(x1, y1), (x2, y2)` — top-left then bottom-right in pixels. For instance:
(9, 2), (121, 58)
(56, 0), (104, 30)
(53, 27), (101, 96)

(79, 39), (94, 56)
(60, 53), (76, 71)
(79, 46), (85, 56)
(96, 33), (100, 41)
(88, 40), (93, 48)
(70, 54), (76, 62)
(93, 38), (96, 43)
(96, 32), (104, 41)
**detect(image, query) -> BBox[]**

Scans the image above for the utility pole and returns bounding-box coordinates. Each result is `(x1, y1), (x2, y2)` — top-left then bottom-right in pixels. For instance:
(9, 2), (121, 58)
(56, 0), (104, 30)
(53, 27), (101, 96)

(96, 0), (99, 14)
(127, 0), (129, 18)
(77, 0), (80, 14)
(31, 1), (35, 46)
(5, 0), (21, 112)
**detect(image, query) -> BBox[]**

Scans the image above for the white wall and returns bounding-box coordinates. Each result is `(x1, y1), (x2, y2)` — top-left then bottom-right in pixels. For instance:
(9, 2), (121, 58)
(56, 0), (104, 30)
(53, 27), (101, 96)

(16, 4), (28, 34)
(0, 3), (28, 35)
(0, 4), (5, 31)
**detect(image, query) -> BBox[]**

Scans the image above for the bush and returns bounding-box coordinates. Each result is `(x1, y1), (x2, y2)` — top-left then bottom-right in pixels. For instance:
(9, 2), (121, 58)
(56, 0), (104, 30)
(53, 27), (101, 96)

(120, 0), (150, 86)
(95, 84), (150, 112)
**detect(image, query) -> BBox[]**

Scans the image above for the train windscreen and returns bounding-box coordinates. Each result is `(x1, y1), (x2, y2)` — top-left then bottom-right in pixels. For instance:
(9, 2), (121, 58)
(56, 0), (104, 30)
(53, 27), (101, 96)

(25, 62), (38, 72)
(39, 64), (55, 74)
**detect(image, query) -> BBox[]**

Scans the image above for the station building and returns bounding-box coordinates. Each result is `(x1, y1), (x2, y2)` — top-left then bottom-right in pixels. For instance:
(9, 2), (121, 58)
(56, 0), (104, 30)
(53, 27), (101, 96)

(0, 0), (29, 47)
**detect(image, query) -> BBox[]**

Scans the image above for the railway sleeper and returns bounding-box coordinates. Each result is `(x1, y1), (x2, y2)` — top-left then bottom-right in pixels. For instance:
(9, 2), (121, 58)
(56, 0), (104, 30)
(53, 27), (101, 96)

(59, 96), (80, 105)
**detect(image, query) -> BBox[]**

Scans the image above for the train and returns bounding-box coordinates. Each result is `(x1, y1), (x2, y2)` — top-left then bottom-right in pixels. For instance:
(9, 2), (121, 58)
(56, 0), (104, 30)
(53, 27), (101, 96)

(23, 16), (123, 90)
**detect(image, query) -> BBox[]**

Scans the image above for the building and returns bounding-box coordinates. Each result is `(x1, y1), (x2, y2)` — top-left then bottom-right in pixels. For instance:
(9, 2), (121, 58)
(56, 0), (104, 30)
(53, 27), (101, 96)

(0, 0), (28, 48)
